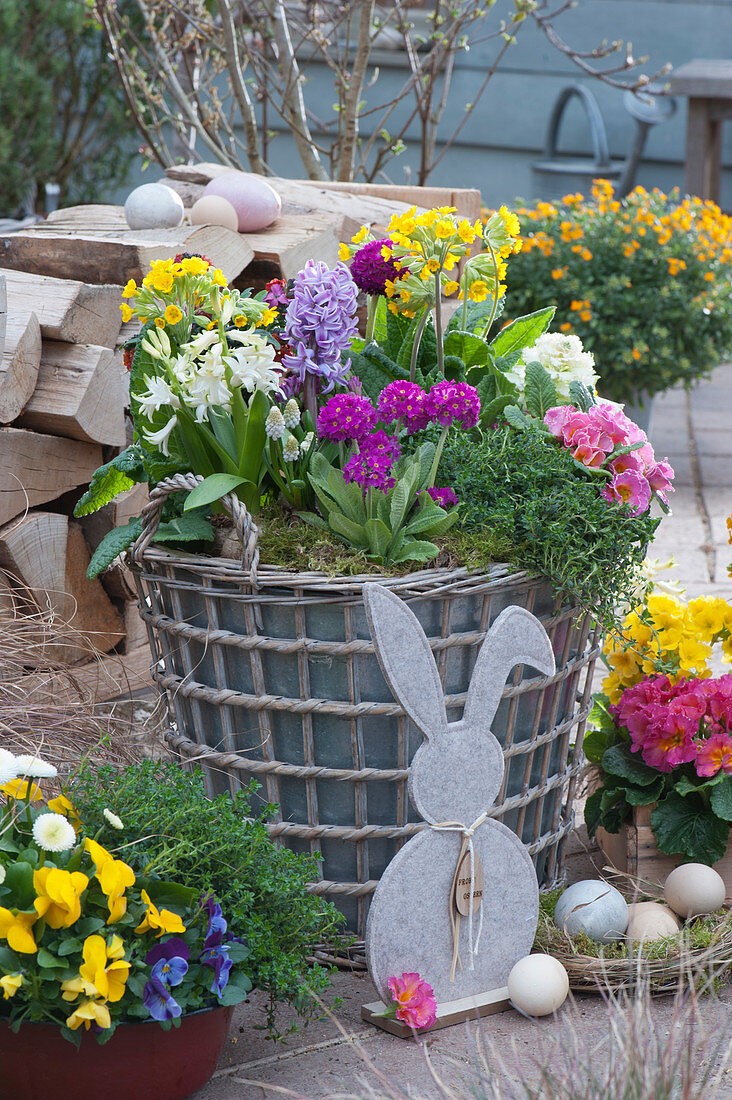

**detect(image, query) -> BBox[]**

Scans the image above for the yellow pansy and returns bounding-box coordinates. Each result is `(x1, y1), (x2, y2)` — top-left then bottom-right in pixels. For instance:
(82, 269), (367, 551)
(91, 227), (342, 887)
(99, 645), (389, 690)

(79, 935), (130, 1003)
(135, 890), (186, 938)
(66, 999), (111, 1032)
(98, 859), (136, 924)
(0, 973), (24, 999)
(1, 779), (41, 801)
(164, 303), (183, 325)
(60, 975), (96, 1002)
(47, 794), (82, 830)
(84, 837), (113, 872)
(0, 909), (38, 954)
(33, 867), (88, 929)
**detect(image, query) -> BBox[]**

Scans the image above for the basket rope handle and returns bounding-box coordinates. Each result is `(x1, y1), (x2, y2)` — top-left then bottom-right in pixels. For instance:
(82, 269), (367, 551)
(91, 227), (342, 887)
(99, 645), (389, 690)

(129, 472), (260, 585)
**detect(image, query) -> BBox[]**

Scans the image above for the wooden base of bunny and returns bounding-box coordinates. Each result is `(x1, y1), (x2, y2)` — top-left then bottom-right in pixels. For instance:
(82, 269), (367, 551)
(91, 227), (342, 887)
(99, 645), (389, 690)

(362, 987), (511, 1038)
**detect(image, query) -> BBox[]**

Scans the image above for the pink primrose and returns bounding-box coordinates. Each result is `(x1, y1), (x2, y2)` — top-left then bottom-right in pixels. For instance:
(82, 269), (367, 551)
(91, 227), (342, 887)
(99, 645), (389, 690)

(608, 450), (645, 477)
(646, 459), (675, 501)
(590, 403), (634, 446)
(387, 973), (437, 1029)
(695, 732), (732, 778)
(640, 722), (697, 772)
(543, 405), (576, 437)
(602, 469), (652, 514)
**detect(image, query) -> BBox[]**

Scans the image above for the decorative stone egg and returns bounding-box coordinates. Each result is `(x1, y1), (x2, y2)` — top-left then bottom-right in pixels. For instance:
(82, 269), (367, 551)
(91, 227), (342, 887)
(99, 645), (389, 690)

(553, 880), (629, 943)
(190, 194), (239, 232)
(124, 183), (184, 230)
(202, 172), (281, 232)
(626, 901), (680, 943)
(507, 954), (569, 1017)
(664, 864), (726, 917)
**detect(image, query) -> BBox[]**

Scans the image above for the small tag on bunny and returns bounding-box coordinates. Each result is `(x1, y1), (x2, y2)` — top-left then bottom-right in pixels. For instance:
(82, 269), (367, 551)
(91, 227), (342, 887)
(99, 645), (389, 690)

(453, 849), (484, 916)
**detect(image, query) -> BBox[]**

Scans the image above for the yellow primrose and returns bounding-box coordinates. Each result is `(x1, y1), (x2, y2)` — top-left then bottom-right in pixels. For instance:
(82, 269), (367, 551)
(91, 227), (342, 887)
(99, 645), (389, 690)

(0, 909), (38, 954)
(434, 218), (455, 240)
(120, 303), (134, 323)
(1, 779), (42, 801)
(261, 307), (278, 325)
(164, 303), (183, 325)
(443, 280), (459, 296)
(79, 934), (130, 1003)
(0, 973), (24, 999)
(351, 225), (370, 245)
(468, 280), (490, 302)
(33, 867), (88, 929)
(121, 279), (137, 298)
(234, 314), (249, 328)
(687, 596), (727, 640)
(47, 794), (82, 830)
(338, 243), (351, 261)
(66, 999), (111, 1032)
(181, 256), (209, 275)
(98, 859), (136, 924)
(135, 890), (186, 938)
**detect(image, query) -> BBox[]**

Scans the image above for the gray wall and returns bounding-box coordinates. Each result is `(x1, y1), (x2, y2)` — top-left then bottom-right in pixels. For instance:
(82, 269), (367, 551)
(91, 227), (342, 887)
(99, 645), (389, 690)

(118, 0), (732, 209)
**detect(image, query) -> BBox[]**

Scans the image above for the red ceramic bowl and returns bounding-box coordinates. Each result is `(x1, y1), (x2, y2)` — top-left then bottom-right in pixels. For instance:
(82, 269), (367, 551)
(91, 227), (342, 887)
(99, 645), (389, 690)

(0, 1006), (234, 1100)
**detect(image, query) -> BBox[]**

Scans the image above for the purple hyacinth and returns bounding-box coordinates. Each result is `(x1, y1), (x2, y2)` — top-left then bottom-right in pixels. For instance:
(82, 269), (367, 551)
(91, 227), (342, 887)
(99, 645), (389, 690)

(350, 239), (404, 296)
(317, 393), (377, 443)
(343, 431), (401, 495)
(424, 380), (480, 429)
(283, 261), (359, 391)
(377, 380), (430, 434)
(425, 486), (458, 508)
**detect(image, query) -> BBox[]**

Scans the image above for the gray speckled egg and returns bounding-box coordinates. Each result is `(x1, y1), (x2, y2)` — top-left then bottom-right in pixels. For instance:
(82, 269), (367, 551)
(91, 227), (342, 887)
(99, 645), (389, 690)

(124, 183), (184, 230)
(553, 879), (629, 943)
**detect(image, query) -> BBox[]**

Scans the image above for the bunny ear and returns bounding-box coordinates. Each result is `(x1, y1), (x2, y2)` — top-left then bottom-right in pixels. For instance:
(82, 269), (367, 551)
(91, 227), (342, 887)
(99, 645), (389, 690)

(462, 606), (556, 732)
(363, 584), (447, 739)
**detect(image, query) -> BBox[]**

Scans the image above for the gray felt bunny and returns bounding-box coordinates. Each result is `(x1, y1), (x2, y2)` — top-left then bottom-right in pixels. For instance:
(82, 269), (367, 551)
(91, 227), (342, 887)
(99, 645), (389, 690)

(363, 583), (556, 1006)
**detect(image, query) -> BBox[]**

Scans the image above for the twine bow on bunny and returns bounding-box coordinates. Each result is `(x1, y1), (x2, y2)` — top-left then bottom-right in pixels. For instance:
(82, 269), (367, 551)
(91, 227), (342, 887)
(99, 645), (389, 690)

(432, 811), (489, 981)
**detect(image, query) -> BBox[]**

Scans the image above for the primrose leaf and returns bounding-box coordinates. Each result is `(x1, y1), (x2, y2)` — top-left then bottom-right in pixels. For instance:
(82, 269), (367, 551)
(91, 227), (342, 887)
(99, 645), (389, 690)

(652, 793), (730, 864)
(74, 446), (145, 517)
(86, 519), (143, 579)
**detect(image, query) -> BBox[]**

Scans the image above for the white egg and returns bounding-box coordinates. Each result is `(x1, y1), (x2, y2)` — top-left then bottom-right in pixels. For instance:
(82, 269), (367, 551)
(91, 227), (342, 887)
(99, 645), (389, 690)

(124, 183), (184, 230)
(190, 194), (239, 232)
(203, 172), (281, 232)
(507, 954), (569, 1016)
(553, 880), (629, 943)
(626, 901), (680, 943)
(664, 864), (726, 917)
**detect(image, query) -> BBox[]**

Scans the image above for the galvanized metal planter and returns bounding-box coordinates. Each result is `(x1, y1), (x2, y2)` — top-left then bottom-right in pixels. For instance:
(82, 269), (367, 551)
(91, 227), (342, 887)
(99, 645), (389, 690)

(130, 475), (601, 936)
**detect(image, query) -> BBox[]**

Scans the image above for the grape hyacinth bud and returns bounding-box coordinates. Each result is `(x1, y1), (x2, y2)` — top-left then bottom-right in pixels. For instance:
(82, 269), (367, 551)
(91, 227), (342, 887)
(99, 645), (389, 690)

(283, 399), (301, 429)
(282, 435), (300, 462)
(265, 407), (286, 440)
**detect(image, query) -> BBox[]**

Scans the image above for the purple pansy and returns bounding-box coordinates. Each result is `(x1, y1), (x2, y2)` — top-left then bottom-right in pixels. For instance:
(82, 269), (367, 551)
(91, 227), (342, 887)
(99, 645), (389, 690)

(143, 975), (183, 1021)
(203, 898), (227, 950)
(283, 261), (359, 391)
(350, 239), (404, 296)
(317, 394), (377, 443)
(145, 938), (190, 968)
(201, 945), (233, 997)
(151, 955), (188, 988)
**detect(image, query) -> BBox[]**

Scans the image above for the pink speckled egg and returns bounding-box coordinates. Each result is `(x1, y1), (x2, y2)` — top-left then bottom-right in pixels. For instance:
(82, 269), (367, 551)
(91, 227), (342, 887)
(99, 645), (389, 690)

(190, 194), (239, 232)
(202, 172), (281, 232)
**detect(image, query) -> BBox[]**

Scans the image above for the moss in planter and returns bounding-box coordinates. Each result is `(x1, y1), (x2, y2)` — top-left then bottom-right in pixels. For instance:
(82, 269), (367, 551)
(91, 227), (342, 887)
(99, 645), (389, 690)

(254, 506), (515, 577)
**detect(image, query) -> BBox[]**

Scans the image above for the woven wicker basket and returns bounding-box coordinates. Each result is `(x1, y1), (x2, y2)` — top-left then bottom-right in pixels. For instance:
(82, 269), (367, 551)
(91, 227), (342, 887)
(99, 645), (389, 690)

(129, 474), (601, 936)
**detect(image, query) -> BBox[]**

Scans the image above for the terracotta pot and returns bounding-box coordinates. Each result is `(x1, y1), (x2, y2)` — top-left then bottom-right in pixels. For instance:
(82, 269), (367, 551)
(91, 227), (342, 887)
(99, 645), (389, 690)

(0, 1006), (234, 1100)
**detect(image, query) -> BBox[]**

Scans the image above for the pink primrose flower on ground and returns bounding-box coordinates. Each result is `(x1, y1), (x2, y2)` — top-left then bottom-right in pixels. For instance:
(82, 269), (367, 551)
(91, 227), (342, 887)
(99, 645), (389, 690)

(387, 973), (437, 1029)
(695, 733), (732, 777)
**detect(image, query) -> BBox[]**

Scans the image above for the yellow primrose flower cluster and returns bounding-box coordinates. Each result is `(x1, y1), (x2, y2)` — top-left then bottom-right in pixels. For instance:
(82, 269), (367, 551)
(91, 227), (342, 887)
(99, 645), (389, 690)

(602, 592), (732, 703)
(120, 255), (227, 326)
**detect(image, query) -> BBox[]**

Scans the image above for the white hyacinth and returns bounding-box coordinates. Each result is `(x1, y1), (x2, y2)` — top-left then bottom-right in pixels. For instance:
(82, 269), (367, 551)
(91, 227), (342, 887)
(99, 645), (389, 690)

(507, 331), (599, 403)
(300, 431), (314, 454)
(282, 435), (301, 462)
(0, 865), (6, 885)
(283, 399), (301, 429)
(265, 407), (286, 440)
(0, 748), (19, 786)
(14, 754), (58, 779)
(104, 808), (124, 830)
(143, 415), (179, 456)
(226, 333), (280, 393)
(137, 375), (180, 419)
(32, 813), (76, 853)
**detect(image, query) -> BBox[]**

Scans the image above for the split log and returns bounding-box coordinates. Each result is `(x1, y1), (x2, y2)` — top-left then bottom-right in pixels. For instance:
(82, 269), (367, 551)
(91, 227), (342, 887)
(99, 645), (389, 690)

(0, 275), (6, 356)
(0, 511), (124, 664)
(0, 426), (102, 527)
(17, 340), (126, 446)
(80, 482), (149, 601)
(1, 268), (123, 347)
(0, 206), (254, 286)
(235, 214), (341, 283)
(122, 600), (150, 654)
(0, 313), (42, 423)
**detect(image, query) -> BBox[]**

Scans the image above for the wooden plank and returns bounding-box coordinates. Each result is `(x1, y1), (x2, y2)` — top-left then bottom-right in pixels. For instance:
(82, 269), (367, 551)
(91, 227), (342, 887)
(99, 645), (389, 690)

(13, 641), (154, 703)
(0, 209), (254, 286)
(0, 313), (41, 423)
(0, 426), (102, 527)
(1, 268), (123, 347)
(362, 987), (511, 1037)
(0, 275), (6, 359)
(236, 213), (341, 281)
(668, 60), (732, 99)
(0, 512), (125, 664)
(17, 340), (126, 446)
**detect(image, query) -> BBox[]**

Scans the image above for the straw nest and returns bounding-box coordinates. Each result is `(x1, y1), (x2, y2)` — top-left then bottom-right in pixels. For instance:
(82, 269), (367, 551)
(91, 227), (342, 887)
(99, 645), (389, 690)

(536, 876), (732, 995)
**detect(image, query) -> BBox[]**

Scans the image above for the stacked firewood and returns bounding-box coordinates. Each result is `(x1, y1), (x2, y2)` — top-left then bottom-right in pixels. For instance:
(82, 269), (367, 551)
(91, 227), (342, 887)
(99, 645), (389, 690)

(0, 177), (481, 701)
